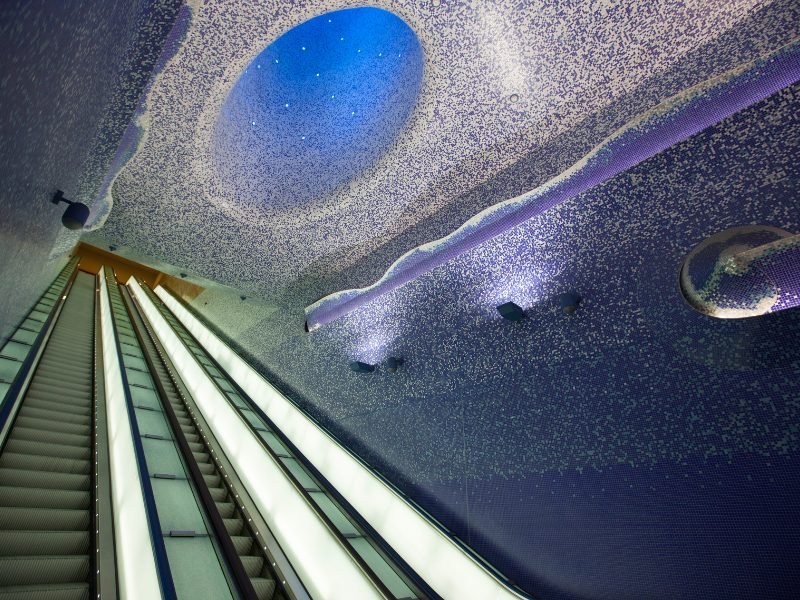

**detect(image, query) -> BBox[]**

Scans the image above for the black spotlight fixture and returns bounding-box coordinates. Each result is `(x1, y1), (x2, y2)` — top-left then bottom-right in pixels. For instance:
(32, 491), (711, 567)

(349, 361), (375, 373)
(240, 295), (247, 301)
(385, 357), (404, 373)
(108, 245), (117, 252)
(179, 272), (188, 278)
(497, 301), (525, 321)
(51, 190), (90, 230)
(557, 292), (581, 315)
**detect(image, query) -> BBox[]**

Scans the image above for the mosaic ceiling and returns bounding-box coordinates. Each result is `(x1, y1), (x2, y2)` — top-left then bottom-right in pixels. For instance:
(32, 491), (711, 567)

(88, 0), (800, 305)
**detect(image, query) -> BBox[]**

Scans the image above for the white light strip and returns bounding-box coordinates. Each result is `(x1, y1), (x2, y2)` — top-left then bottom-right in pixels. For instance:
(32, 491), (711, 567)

(155, 286), (528, 600)
(131, 279), (382, 600)
(98, 269), (162, 600)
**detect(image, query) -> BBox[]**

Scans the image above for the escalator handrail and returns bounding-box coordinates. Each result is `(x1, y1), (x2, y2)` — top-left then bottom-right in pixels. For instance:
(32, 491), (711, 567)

(93, 273), (119, 600)
(0, 262), (81, 449)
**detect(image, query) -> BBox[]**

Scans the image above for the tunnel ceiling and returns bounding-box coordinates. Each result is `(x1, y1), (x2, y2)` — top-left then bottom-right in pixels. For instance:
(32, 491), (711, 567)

(81, 1), (800, 599)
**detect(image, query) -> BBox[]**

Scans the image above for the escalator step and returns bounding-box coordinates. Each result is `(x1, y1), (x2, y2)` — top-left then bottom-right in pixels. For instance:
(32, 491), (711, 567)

(0, 507), (90, 531)
(29, 371), (91, 387)
(192, 452), (210, 464)
(202, 474), (220, 487)
(27, 380), (91, 395)
(9, 427), (89, 449)
(223, 518), (243, 535)
(0, 582), (90, 600)
(214, 502), (235, 518)
(12, 416), (89, 437)
(0, 453), (90, 475)
(22, 391), (90, 409)
(21, 399), (89, 418)
(208, 487), (227, 502)
(19, 400), (89, 418)
(0, 530), (90, 556)
(3, 440), (89, 461)
(0, 556), (90, 586)
(0, 469), (89, 492)
(197, 463), (215, 475)
(250, 577), (277, 600)
(17, 407), (88, 426)
(230, 536), (253, 555)
(240, 555), (264, 577)
(0, 487), (90, 510)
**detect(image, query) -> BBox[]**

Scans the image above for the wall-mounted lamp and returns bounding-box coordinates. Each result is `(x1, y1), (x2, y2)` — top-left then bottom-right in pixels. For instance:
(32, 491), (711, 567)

(557, 292), (581, 315)
(385, 357), (404, 373)
(350, 361), (375, 373)
(51, 190), (89, 230)
(497, 301), (525, 321)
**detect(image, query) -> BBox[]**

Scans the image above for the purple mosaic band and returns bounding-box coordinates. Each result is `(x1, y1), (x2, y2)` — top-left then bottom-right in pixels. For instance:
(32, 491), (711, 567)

(307, 43), (800, 329)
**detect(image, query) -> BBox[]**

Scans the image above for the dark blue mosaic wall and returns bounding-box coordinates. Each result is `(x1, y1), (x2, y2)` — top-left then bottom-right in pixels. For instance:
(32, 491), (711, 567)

(228, 83), (800, 599)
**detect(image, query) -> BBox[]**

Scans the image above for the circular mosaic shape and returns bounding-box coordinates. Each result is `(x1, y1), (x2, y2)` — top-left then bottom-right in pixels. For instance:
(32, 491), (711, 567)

(212, 7), (423, 213)
(680, 225), (794, 318)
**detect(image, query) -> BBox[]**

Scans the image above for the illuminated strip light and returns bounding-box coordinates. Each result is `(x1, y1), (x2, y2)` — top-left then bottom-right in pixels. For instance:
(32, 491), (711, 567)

(98, 269), (162, 599)
(155, 286), (528, 600)
(130, 278), (383, 600)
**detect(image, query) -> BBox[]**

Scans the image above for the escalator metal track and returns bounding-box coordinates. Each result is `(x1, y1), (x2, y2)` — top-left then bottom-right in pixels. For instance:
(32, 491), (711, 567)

(0, 271), (98, 600)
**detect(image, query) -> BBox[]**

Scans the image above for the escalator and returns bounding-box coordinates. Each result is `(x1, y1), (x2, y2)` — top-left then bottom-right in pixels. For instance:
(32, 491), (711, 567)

(120, 285), (283, 600)
(0, 271), (97, 600)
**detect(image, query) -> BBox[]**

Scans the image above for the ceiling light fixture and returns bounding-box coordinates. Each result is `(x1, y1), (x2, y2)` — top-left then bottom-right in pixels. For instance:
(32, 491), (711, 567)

(385, 357), (404, 373)
(557, 292), (581, 315)
(496, 301), (525, 321)
(349, 361), (375, 373)
(51, 189), (90, 230)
